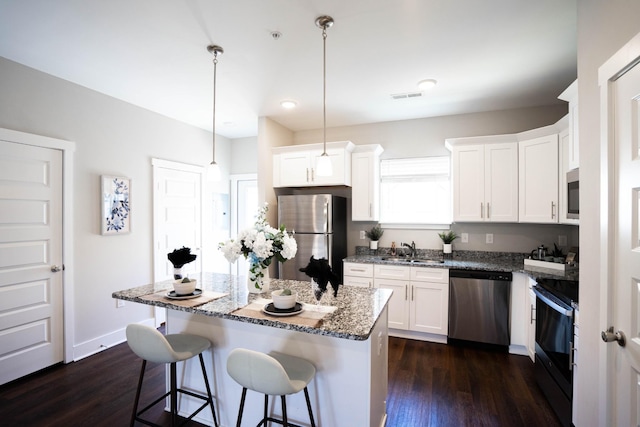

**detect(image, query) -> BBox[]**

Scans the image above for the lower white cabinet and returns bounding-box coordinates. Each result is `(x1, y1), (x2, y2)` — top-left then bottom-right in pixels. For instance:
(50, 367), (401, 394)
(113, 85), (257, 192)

(527, 278), (536, 362)
(374, 264), (449, 337)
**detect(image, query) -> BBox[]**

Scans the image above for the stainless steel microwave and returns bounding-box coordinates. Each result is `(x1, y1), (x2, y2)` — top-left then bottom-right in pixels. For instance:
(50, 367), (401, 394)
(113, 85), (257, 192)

(567, 168), (579, 219)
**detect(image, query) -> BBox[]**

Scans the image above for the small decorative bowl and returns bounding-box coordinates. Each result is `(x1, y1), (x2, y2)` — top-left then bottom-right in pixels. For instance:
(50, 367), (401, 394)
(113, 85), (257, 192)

(271, 289), (297, 310)
(173, 279), (197, 295)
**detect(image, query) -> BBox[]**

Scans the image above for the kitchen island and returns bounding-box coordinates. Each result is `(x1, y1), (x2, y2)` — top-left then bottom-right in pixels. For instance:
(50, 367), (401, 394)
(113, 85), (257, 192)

(113, 272), (392, 427)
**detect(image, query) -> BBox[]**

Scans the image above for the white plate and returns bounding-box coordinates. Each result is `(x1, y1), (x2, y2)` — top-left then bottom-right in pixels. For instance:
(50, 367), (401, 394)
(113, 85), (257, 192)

(165, 289), (203, 300)
(262, 302), (303, 317)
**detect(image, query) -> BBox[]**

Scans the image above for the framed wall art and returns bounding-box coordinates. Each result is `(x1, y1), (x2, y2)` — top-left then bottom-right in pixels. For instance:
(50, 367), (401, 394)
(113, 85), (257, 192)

(101, 175), (131, 235)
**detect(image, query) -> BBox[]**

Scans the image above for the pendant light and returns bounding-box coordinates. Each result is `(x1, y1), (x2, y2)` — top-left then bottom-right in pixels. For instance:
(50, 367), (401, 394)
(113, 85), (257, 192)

(315, 15), (334, 177)
(206, 44), (224, 182)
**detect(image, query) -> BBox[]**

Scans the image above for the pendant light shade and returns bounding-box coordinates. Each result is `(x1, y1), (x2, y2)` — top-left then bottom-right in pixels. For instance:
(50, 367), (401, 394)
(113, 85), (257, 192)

(315, 15), (333, 177)
(206, 44), (224, 182)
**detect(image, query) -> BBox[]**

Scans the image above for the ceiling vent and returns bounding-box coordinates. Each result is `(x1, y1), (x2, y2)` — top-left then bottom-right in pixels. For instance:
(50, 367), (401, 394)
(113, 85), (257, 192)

(391, 91), (424, 100)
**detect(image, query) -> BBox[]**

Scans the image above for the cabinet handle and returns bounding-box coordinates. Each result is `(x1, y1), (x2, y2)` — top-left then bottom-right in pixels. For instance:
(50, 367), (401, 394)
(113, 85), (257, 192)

(311, 168), (315, 182)
(551, 201), (556, 219)
(306, 168), (309, 182)
(487, 202), (490, 219)
(569, 341), (575, 370)
(351, 268), (366, 272)
(530, 304), (536, 324)
(411, 285), (414, 301)
(480, 203), (484, 219)
(405, 284), (408, 301)
(369, 203), (372, 218)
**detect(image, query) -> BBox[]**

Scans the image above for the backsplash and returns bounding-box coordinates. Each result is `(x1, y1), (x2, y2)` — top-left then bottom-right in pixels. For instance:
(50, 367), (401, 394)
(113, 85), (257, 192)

(355, 246), (529, 263)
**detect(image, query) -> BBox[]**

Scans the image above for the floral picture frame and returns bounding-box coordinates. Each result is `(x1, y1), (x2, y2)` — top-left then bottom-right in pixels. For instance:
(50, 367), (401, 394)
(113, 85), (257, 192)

(101, 175), (131, 235)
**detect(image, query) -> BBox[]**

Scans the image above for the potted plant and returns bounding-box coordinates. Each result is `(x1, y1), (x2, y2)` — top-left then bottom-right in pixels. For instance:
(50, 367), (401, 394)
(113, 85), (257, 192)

(365, 224), (384, 250)
(438, 230), (458, 254)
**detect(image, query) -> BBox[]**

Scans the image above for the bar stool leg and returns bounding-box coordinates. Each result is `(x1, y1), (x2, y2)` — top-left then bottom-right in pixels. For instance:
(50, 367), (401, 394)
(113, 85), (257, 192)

(130, 360), (147, 427)
(281, 395), (288, 427)
(304, 387), (316, 427)
(198, 353), (219, 427)
(170, 362), (178, 425)
(236, 387), (247, 427)
(263, 394), (269, 426)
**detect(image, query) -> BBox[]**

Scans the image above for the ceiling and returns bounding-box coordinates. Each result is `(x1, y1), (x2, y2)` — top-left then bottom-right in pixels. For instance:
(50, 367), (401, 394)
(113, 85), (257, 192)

(0, 0), (577, 140)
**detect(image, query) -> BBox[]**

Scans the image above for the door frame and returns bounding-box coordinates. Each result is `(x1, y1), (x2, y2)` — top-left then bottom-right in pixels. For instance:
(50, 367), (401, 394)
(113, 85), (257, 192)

(598, 30), (640, 426)
(0, 127), (76, 364)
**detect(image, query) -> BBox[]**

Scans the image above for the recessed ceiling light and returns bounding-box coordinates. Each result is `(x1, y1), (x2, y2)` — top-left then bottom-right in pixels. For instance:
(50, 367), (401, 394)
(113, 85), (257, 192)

(280, 100), (298, 109)
(417, 79), (437, 90)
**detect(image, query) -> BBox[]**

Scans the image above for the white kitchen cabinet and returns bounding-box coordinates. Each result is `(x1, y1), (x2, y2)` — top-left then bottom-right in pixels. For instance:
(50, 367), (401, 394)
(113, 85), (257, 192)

(518, 134), (559, 223)
(272, 141), (355, 187)
(527, 278), (536, 362)
(409, 267), (449, 335)
(509, 273), (528, 356)
(343, 262), (374, 288)
(558, 80), (579, 170)
(448, 137), (518, 222)
(351, 144), (384, 221)
(374, 264), (449, 337)
(374, 264), (411, 330)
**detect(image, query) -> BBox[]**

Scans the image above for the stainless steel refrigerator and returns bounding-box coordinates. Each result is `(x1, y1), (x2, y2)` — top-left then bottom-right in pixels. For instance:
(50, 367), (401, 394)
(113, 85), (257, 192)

(277, 194), (347, 281)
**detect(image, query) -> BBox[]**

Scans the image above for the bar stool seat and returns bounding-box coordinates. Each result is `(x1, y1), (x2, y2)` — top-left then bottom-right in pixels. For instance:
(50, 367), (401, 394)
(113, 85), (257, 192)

(226, 348), (316, 427)
(126, 324), (219, 427)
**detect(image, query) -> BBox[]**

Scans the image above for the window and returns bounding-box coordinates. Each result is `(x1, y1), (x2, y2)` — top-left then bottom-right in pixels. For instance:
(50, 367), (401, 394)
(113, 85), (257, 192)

(379, 156), (451, 226)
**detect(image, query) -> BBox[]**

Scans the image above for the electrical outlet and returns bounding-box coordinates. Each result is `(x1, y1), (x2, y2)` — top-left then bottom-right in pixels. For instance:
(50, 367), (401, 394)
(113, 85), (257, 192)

(116, 299), (125, 308)
(360, 230), (365, 240)
(558, 235), (567, 246)
(461, 233), (469, 243)
(486, 233), (494, 244)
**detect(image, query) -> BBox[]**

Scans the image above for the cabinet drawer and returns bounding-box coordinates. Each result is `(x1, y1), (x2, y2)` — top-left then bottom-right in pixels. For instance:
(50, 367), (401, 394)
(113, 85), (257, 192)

(410, 267), (449, 283)
(343, 262), (373, 278)
(343, 275), (373, 288)
(374, 264), (411, 280)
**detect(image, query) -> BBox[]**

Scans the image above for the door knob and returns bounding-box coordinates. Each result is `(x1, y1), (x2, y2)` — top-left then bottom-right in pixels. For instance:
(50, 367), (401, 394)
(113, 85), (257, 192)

(601, 326), (626, 347)
(51, 265), (62, 272)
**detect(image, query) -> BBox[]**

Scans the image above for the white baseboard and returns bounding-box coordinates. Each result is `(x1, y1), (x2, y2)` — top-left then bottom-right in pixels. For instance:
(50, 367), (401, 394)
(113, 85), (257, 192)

(389, 329), (448, 344)
(72, 318), (156, 361)
(508, 344), (529, 356)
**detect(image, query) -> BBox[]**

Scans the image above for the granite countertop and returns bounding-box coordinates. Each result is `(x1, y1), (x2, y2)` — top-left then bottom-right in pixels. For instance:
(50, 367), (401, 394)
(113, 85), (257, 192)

(344, 249), (579, 282)
(112, 272), (392, 341)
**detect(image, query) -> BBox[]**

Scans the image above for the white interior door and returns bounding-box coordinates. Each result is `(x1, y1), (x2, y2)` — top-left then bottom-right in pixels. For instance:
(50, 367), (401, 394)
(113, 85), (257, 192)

(153, 160), (203, 326)
(0, 140), (63, 385)
(606, 51), (640, 426)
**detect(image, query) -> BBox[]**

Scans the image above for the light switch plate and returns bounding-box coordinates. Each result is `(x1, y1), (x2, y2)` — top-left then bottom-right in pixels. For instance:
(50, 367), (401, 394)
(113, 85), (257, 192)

(359, 230), (365, 239)
(461, 233), (469, 243)
(486, 233), (493, 244)
(558, 235), (567, 246)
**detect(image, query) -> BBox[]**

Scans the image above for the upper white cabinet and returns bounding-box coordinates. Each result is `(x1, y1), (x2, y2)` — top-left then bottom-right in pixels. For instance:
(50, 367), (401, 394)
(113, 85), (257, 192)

(447, 136), (518, 222)
(272, 141), (355, 188)
(351, 144), (384, 221)
(518, 133), (559, 223)
(558, 80), (579, 170)
(558, 116), (579, 225)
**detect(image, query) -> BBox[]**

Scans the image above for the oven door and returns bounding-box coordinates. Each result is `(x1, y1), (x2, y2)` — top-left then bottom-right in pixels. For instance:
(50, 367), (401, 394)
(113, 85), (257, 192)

(534, 286), (574, 391)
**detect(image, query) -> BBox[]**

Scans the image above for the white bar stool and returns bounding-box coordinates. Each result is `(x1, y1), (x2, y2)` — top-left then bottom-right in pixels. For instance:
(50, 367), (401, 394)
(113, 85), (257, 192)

(226, 348), (317, 427)
(125, 324), (219, 427)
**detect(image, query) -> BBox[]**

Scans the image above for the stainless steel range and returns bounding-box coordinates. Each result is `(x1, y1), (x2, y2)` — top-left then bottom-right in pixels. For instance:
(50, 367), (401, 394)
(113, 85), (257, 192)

(533, 277), (578, 427)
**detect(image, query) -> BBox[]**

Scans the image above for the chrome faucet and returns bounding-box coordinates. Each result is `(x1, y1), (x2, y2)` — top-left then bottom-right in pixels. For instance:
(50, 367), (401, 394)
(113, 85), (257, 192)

(402, 241), (416, 258)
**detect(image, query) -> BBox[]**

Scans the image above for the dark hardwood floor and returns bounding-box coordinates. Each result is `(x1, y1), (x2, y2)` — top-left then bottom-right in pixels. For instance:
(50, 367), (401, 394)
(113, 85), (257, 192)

(0, 335), (561, 427)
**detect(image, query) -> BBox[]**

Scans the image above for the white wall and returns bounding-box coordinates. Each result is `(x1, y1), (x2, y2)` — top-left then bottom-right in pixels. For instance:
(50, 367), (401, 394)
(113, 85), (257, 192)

(576, 1), (640, 425)
(0, 56), (231, 359)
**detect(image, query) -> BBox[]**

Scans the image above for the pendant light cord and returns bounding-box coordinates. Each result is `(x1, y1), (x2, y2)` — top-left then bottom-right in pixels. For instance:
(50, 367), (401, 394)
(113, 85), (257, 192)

(322, 26), (327, 156)
(212, 53), (218, 164)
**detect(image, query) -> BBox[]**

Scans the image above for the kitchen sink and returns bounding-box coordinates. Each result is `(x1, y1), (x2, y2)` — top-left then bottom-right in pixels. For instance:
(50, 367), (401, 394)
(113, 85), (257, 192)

(378, 256), (443, 265)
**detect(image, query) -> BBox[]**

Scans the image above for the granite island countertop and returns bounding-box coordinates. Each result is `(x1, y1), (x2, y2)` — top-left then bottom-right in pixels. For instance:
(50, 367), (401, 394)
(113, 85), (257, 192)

(344, 250), (579, 282)
(112, 272), (392, 341)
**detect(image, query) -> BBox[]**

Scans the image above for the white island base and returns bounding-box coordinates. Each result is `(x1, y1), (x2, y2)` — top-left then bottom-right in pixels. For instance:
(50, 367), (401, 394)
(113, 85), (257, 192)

(166, 307), (389, 427)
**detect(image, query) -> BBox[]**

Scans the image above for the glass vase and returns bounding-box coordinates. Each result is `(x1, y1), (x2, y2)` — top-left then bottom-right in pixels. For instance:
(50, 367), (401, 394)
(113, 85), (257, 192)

(247, 262), (269, 294)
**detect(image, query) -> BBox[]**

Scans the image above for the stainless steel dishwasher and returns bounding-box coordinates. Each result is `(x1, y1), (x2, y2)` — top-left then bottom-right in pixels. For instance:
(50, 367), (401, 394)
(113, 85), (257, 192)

(448, 269), (512, 346)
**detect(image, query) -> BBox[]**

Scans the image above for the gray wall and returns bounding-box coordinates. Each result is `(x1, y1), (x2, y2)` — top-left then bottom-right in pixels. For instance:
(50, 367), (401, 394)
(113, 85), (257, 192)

(0, 56), (231, 357)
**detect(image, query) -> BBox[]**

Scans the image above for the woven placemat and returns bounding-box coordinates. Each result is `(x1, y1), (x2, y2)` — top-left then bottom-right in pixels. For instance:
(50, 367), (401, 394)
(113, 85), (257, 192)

(140, 290), (228, 308)
(232, 298), (336, 328)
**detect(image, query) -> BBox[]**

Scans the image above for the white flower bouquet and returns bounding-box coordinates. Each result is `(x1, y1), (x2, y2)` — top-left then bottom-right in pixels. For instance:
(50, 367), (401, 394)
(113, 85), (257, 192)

(219, 204), (297, 289)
